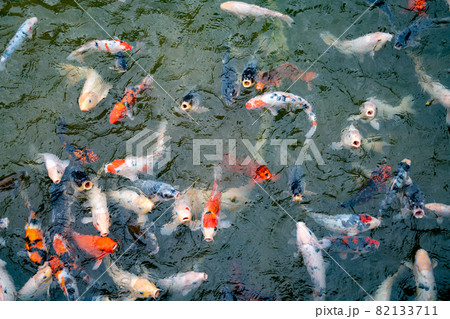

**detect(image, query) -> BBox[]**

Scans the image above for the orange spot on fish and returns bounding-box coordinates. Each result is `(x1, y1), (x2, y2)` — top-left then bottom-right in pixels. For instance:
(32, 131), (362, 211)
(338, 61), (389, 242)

(359, 214), (372, 223)
(255, 165), (272, 180)
(352, 236), (359, 244)
(342, 236), (350, 245)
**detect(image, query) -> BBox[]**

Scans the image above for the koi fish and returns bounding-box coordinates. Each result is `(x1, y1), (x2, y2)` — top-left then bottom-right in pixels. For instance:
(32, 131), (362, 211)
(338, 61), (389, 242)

(221, 50), (240, 106)
(59, 64), (112, 112)
(127, 215), (159, 255)
(255, 63), (317, 91)
(394, 17), (450, 49)
(349, 96), (415, 130)
(202, 180), (224, 242)
(401, 180), (426, 218)
(222, 154), (278, 185)
(70, 232), (118, 270)
(412, 55), (450, 125)
(364, 0), (395, 24)
(37, 153), (70, 184)
(24, 200), (48, 266)
(0, 17), (37, 71)
(372, 264), (406, 301)
(320, 31), (393, 57)
(331, 124), (362, 150)
(295, 222), (326, 301)
(308, 212), (381, 236)
(408, 0), (428, 16)
(246, 91), (318, 138)
(220, 1), (294, 26)
(158, 271), (208, 296)
(0, 170), (27, 195)
(180, 89), (207, 113)
(48, 255), (79, 301)
(340, 165), (392, 208)
(425, 203), (450, 224)
(105, 122), (167, 180)
(134, 179), (180, 201)
(405, 249), (437, 301)
(379, 159), (411, 216)
(67, 39), (132, 62)
(289, 165), (306, 202)
(105, 257), (160, 300)
(241, 60), (258, 88)
(109, 76), (153, 123)
(57, 117), (99, 164)
(114, 52), (128, 72)
(18, 263), (52, 301)
(319, 236), (380, 260)
(81, 184), (111, 237)
(0, 259), (16, 301)
(108, 189), (154, 216)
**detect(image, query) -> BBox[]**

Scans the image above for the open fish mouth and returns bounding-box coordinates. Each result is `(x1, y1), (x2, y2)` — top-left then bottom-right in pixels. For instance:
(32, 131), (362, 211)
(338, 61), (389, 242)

(413, 208), (425, 218)
(181, 102), (192, 110)
(242, 79), (253, 88)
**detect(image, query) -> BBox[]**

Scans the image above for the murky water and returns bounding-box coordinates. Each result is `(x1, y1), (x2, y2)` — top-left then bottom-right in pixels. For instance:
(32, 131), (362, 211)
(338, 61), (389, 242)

(0, 0), (449, 301)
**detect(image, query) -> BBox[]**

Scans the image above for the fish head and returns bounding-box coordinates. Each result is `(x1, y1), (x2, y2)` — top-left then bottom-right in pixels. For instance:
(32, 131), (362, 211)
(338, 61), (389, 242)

(413, 206), (426, 219)
(202, 211), (218, 242)
(292, 193), (303, 202)
(133, 278), (160, 299)
(138, 196), (155, 213)
(296, 222), (315, 246)
(93, 213), (111, 237)
(185, 272), (208, 286)
(359, 214), (381, 229)
(220, 2), (234, 13)
(161, 186), (180, 200)
(26, 17), (38, 29)
(79, 91), (100, 112)
(241, 67), (257, 88)
(47, 166), (64, 184)
(180, 100), (193, 111)
(71, 169), (92, 190)
(105, 159), (126, 174)
(414, 249), (432, 272)
(202, 226), (216, 242)
(255, 165), (272, 180)
(344, 125), (362, 149)
(37, 264), (53, 285)
(394, 30), (410, 50)
(119, 41), (133, 51)
(96, 237), (118, 253)
(360, 101), (377, 120)
(174, 201), (192, 224)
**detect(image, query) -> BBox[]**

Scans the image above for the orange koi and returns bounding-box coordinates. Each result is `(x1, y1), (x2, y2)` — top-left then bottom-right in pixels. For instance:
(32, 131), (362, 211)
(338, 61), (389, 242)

(255, 63), (317, 91)
(71, 232), (118, 270)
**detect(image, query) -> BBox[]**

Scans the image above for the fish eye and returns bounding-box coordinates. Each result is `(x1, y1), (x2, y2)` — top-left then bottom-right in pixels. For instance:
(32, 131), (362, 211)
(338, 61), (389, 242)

(214, 227), (217, 231)
(139, 291), (144, 295)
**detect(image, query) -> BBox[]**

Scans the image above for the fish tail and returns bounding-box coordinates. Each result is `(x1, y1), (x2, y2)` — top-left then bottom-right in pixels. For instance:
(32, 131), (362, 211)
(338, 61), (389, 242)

(58, 64), (89, 85)
(320, 31), (338, 46)
(281, 14), (294, 26)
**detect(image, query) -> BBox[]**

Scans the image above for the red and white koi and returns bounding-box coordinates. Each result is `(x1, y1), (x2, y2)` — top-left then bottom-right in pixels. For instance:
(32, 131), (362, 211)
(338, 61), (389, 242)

(59, 64), (112, 112)
(220, 1), (294, 26)
(82, 184), (111, 237)
(0, 17), (37, 71)
(67, 39), (132, 62)
(320, 31), (393, 57)
(295, 222), (326, 301)
(37, 153), (70, 184)
(309, 212), (381, 236)
(246, 92), (317, 138)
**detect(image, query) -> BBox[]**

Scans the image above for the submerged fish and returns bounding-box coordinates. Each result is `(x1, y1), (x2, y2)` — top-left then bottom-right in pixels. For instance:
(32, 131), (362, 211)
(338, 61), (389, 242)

(289, 165), (306, 202)
(320, 31), (393, 57)
(127, 215), (159, 255)
(319, 236), (380, 260)
(412, 55), (450, 125)
(394, 17), (450, 49)
(0, 17), (37, 71)
(57, 117), (99, 164)
(59, 64), (112, 112)
(241, 60), (258, 88)
(379, 158), (411, 216)
(110, 76), (153, 123)
(340, 165), (391, 208)
(425, 203), (450, 224)
(158, 271), (208, 296)
(37, 153), (70, 185)
(114, 52), (128, 72)
(222, 154), (278, 185)
(407, 0), (428, 16)
(255, 63), (317, 91)
(372, 264), (406, 301)
(246, 91), (317, 138)
(364, 0), (395, 24)
(70, 232), (118, 270)
(405, 249), (437, 301)
(105, 257), (160, 300)
(18, 263), (52, 301)
(309, 212), (381, 236)
(295, 222), (326, 301)
(0, 171), (27, 194)
(349, 96), (415, 130)
(67, 39), (132, 62)
(221, 51), (240, 106)
(220, 1), (294, 26)
(0, 259), (16, 301)
(134, 179), (179, 201)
